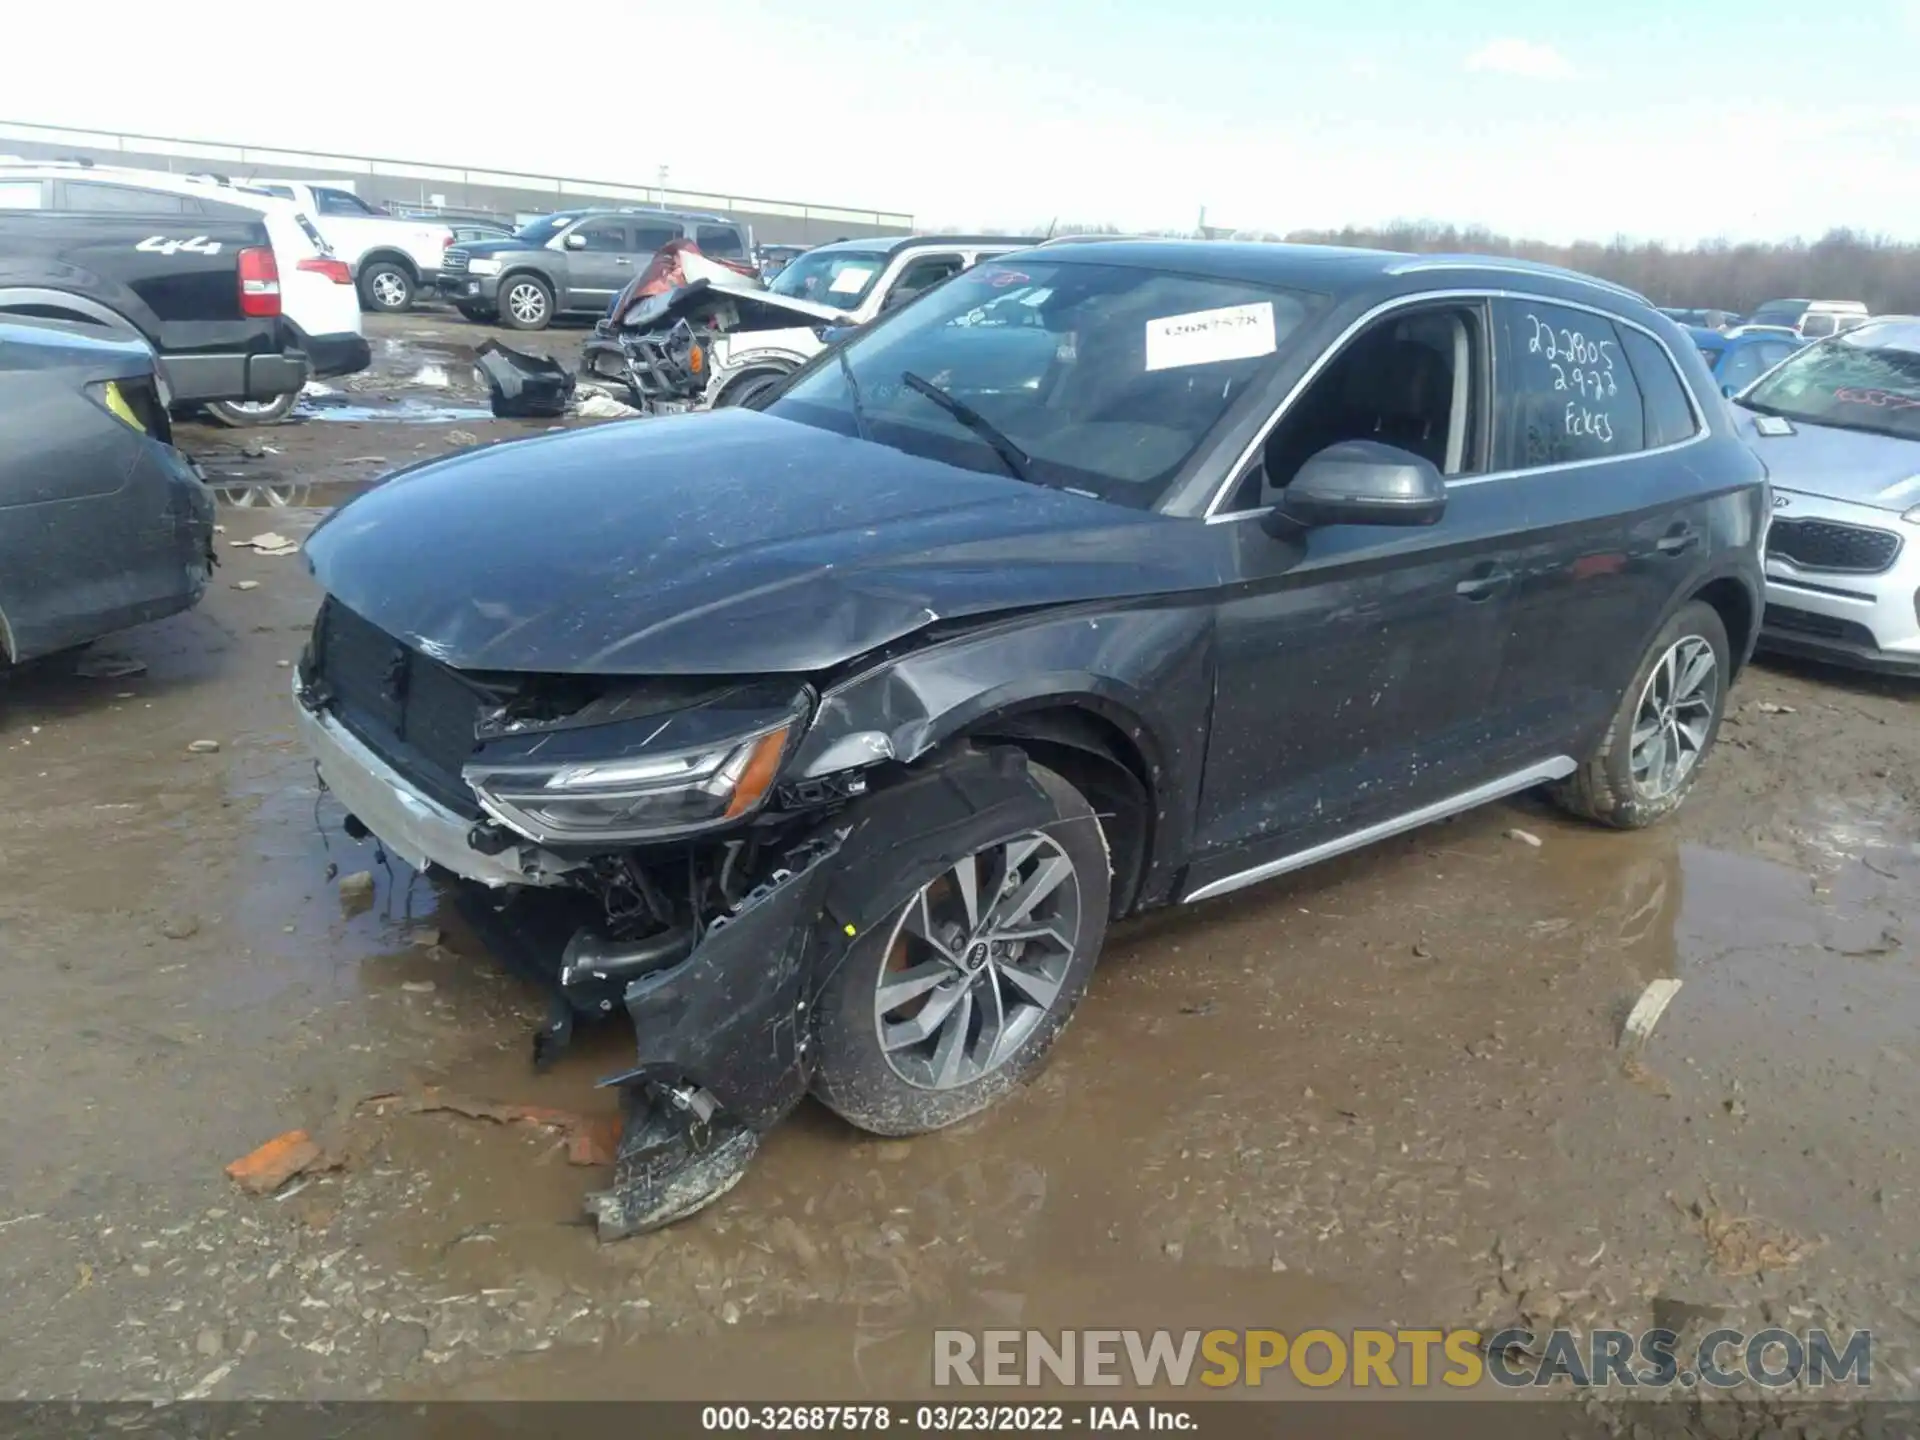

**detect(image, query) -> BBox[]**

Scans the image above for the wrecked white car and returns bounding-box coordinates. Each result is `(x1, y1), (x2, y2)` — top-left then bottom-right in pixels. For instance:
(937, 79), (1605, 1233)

(580, 235), (1039, 412)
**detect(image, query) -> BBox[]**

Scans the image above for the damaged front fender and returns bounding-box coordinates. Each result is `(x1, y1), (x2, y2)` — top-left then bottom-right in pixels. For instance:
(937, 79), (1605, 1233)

(608, 831), (844, 1130)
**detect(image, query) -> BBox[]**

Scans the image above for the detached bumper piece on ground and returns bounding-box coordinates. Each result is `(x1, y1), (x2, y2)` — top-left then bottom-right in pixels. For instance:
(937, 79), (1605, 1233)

(474, 339), (576, 420)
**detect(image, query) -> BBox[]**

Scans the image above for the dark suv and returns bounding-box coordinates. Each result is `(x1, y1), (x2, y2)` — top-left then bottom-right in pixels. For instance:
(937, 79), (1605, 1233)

(440, 207), (753, 330)
(296, 242), (1767, 1238)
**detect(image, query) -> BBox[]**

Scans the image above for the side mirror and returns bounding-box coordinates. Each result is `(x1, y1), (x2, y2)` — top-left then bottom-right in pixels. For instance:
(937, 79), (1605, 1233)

(563, 232), (586, 250)
(882, 286), (916, 312)
(1277, 440), (1447, 529)
(1722, 382), (1738, 398)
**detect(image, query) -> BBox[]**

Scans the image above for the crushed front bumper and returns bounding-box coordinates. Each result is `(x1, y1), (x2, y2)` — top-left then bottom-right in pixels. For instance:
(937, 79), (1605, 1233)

(294, 682), (578, 888)
(579, 321), (707, 413)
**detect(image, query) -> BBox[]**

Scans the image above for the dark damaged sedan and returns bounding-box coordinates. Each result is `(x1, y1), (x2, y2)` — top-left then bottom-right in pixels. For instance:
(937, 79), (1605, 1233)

(1, 319), (215, 667)
(295, 243), (1767, 1235)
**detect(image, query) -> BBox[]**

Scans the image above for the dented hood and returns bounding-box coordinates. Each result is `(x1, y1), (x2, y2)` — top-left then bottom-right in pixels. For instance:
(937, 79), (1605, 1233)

(620, 278), (854, 333)
(302, 410), (1218, 676)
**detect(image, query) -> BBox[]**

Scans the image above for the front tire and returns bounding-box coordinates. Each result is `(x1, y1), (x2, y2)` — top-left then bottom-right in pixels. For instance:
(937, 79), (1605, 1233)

(358, 260), (416, 313)
(203, 393), (298, 427)
(498, 274), (554, 331)
(714, 369), (789, 408)
(810, 762), (1110, 1136)
(1551, 599), (1730, 829)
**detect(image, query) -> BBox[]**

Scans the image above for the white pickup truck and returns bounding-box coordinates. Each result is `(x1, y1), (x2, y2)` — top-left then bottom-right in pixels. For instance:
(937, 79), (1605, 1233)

(249, 180), (451, 313)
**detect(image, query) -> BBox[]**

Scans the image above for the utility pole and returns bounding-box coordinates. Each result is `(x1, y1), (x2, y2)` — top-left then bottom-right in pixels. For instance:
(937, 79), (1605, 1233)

(656, 165), (669, 205)
(1196, 204), (1207, 239)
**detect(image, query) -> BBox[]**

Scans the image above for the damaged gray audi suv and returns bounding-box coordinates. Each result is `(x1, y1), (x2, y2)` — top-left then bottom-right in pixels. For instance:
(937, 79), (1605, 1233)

(295, 242), (1766, 1236)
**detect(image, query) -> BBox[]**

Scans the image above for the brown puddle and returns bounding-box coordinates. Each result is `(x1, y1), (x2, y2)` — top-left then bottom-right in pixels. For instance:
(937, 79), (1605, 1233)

(292, 799), (1917, 1400)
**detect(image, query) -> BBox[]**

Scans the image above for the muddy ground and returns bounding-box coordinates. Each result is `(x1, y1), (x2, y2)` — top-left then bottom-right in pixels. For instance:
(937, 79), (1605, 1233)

(2, 310), (1919, 1407)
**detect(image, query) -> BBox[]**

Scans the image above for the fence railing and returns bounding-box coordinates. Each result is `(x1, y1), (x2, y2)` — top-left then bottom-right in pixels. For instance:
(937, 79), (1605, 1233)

(0, 120), (914, 230)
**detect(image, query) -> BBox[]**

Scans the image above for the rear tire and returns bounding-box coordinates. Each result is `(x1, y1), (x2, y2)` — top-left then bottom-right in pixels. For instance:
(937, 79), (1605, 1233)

(498, 274), (554, 331)
(1550, 599), (1730, 829)
(809, 762), (1110, 1137)
(203, 393), (298, 427)
(358, 260), (415, 313)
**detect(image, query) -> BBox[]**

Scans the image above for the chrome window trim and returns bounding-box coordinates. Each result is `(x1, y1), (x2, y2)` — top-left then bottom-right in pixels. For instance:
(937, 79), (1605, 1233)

(1381, 257), (1650, 305)
(1200, 286), (1713, 519)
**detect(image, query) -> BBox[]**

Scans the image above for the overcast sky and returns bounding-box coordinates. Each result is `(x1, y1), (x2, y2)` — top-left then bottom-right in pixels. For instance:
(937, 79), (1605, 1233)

(8, 0), (1919, 243)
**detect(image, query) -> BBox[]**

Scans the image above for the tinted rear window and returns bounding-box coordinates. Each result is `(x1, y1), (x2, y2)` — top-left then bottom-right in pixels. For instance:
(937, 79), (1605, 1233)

(1621, 328), (1699, 448)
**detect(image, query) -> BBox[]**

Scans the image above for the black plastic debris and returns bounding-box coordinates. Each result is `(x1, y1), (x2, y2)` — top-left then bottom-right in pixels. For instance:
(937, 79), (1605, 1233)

(475, 339), (576, 419)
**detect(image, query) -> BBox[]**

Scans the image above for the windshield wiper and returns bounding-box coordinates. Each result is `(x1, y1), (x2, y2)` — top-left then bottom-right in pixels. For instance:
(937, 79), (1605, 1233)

(838, 347), (872, 442)
(899, 371), (1033, 483)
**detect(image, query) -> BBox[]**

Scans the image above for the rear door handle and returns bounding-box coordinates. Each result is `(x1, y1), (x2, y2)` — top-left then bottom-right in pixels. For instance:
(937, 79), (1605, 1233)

(615, 257), (632, 265)
(1455, 563), (1513, 602)
(1656, 526), (1700, 556)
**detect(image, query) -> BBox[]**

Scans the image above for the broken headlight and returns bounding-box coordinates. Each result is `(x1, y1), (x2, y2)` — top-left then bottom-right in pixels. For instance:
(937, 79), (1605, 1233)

(463, 722), (794, 845)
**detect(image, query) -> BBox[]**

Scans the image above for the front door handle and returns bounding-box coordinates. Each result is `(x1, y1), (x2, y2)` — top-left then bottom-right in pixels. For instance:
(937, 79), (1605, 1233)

(614, 257), (633, 266)
(1656, 526), (1700, 556)
(1455, 563), (1513, 602)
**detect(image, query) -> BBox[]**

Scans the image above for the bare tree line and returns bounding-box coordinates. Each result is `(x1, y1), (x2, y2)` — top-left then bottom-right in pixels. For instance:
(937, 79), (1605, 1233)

(958, 220), (1920, 314)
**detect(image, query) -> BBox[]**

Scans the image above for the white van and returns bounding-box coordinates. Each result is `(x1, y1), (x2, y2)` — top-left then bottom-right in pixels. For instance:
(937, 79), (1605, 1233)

(0, 161), (367, 424)
(1746, 298), (1870, 339)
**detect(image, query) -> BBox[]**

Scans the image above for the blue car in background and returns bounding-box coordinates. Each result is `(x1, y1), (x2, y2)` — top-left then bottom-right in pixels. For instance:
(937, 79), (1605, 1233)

(1689, 326), (1806, 397)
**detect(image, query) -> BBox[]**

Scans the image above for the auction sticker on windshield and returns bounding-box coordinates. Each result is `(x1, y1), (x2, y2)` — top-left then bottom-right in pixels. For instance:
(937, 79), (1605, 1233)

(830, 266), (876, 294)
(1145, 302), (1277, 372)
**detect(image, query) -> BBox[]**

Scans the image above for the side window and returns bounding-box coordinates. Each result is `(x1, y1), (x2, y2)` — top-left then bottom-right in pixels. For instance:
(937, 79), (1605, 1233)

(1230, 302), (1486, 509)
(315, 188), (379, 216)
(696, 224), (744, 258)
(1800, 313), (1837, 339)
(1619, 328), (1699, 446)
(59, 182), (188, 214)
(571, 221), (628, 253)
(1756, 342), (1797, 369)
(1716, 343), (1767, 396)
(257, 185), (296, 200)
(1492, 299), (1644, 468)
(889, 254), (967, 308)
(631, 223), (680, 252)
(0, 180), (43, 209)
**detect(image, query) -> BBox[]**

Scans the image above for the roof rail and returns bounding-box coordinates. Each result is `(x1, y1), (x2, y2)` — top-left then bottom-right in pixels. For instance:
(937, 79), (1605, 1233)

(1383, 255), (1651, 305)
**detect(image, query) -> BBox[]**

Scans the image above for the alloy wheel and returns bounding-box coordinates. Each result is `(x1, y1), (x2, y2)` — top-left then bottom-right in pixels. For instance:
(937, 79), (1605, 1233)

(370, 271), (408, 308)
(1629, 635), (1718, 801)
(873, 832), (1082, 1091)
(507, 283), (547, 325)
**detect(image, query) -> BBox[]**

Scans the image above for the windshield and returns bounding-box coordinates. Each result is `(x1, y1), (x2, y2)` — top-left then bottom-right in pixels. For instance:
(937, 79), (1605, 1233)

(513, 214), (572, 242)
(1741, 320), (1920, 440)
(764, 258), (1320, 509)
(769, 250), (890, 307)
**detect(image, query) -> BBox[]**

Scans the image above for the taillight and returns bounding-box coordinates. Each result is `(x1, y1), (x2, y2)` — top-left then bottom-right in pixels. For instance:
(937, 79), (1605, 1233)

(297, 256), (354, 285)
(443, 234), (454, 249)
(238, 247), (282, 317)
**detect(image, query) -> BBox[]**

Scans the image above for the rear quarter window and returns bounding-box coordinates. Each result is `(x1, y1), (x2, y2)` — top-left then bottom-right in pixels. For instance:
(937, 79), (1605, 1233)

(1493, 299), (1646, 467)
(1619, 328), (1699, 448)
